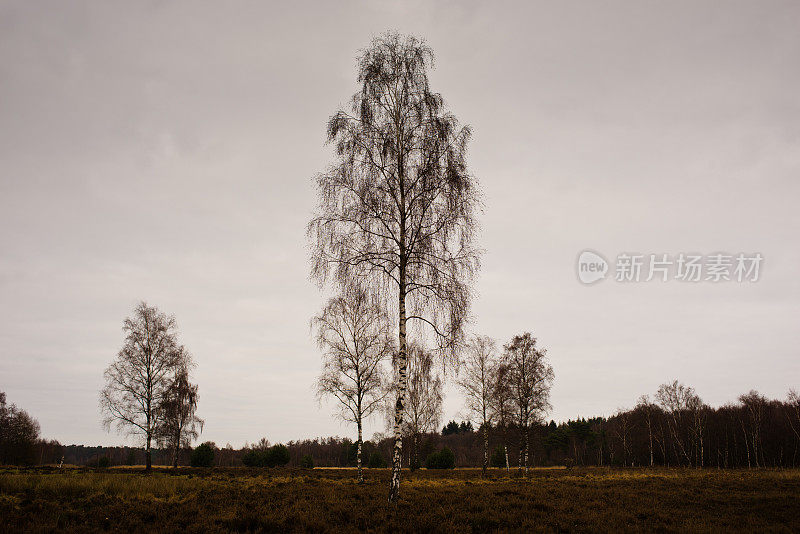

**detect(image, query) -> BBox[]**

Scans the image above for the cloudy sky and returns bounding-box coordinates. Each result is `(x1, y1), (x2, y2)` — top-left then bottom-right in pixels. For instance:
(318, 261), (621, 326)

(1, 1), (798, 447)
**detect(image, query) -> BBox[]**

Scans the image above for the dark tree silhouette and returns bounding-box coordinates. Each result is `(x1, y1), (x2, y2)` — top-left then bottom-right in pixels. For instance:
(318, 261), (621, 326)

(308, 32), (480, 502)
(100, 302), (184, 471)
(313, 286), (393, 483)
(155, 354), (203, 468)
(0, 391), (41, 465)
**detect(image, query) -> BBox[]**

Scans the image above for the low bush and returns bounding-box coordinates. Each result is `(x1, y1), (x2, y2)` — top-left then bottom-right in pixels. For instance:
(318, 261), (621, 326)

(241, 444), (290, 468)
(367, 452), (387, 468)
(425, 447), (455, 469)
(299, 454), (314, 469)
(190, 442), (215, 467)
(490, 446), (506, 468)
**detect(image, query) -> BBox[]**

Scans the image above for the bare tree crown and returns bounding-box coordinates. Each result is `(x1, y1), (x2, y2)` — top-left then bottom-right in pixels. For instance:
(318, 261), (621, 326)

(308, 32), (481, 358)
(313, 287), (393, 424)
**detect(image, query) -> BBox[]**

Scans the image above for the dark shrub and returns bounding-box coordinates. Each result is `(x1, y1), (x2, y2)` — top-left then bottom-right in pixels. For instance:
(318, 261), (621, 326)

(425, 447), (455, 469)
(300, 454), (314, 469)
(241, 449), (265, 467)
(267, 444), (290, 467)
(0, 392), (40, 465)
(190, 442), (215, 467)
(368, 451), (387, 468)
(98, 456), (111, 468)
(410, 455), (421, 471)
(490, 446), (506, 468)
(242, 444), (290, 467)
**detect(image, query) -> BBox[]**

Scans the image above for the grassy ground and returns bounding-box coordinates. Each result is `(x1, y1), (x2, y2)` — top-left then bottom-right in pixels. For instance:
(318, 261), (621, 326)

(1, 466), (798, 532)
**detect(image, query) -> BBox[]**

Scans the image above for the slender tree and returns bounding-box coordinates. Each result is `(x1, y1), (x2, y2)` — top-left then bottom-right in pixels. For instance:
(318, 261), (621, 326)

(456, 335), (497, 475)
(787, 390), (800, 442)
(503, 333), (554, 475)
(155, 352), (203, 468)
(635, 395), (657, 467)
(314, 287), (393, 483)
(100, 302), (184, 471)
(612, 408), (634, 466)
(388, 342), (443, 470)
(738, 390), (767, 468)
(308, 32), (480, 502)
(490, 362), (514, 472)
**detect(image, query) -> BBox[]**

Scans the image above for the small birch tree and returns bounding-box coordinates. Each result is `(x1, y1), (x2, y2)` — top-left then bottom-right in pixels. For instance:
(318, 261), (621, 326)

(155, 353), (203, 468)
(490, 362), (514, 472)
(656, 380), (700, 466)
(314, 288), (393, 483)
(405, 344), (443, 470)
(503, 332), (554, 475)
(635, 395), (657, 467)
(456, 335), (497, 475)
(387, 342), (444, 470)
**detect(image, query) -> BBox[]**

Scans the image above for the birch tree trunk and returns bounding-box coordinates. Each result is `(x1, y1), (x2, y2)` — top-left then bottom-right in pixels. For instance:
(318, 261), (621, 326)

(482, 423), (489, 476)
(357, 420), (363, 483)
(389, 278), (408, 503)
(146, 433), (152, 471)
(525, 426), (530, 476)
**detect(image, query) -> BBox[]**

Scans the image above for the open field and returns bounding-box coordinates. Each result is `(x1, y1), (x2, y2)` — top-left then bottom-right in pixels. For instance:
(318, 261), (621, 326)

(1, 467), (799, 532)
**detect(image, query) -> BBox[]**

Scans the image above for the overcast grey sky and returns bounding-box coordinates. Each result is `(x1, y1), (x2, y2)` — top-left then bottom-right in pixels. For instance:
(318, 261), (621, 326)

(1, 1), (798, 447)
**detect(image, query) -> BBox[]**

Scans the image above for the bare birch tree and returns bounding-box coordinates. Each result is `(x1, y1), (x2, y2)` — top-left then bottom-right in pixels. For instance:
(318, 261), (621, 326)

(387, 342), (443, 470)
(787, 389), (800, 442)
(155, 353), (203, 468)
(490, 361), (514, 472)
(100, 302), (184, 471)
(655, 380), (702, 466)
(503, 333), (554, 475)
(738, 390), (767, 468)
(313, 287), (393, 483)
(635, 395), (656, 467)
(613, 408), (634, 466)
(308, 32), (480, 502)
(456, 335), (497, 475)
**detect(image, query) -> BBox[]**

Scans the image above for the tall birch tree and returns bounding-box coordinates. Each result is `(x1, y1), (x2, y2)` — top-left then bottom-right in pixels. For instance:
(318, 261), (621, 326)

(456, 335), (497, 475)
(313, 287), (393, 483)
(100, 302), (184, 471)
(308, 32), (480, 502)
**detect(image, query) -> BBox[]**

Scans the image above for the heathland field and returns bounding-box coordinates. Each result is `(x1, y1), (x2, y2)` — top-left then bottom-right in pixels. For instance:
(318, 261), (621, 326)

(1, 467), (798, 532)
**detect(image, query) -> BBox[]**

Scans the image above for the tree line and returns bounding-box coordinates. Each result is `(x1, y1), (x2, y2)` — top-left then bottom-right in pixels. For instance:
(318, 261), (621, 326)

(5, 382), (800, 470)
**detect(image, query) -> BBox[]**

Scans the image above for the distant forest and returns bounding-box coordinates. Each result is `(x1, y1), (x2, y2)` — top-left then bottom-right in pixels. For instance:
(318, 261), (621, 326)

(5, 387), (800, 469)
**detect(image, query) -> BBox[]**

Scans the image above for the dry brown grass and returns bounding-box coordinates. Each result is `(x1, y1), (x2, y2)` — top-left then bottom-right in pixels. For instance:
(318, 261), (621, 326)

(1, 466), (798, 532)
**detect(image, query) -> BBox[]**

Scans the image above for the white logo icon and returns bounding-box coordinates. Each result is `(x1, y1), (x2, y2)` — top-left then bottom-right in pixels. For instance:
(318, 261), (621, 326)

(577, 250), (608, 284)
